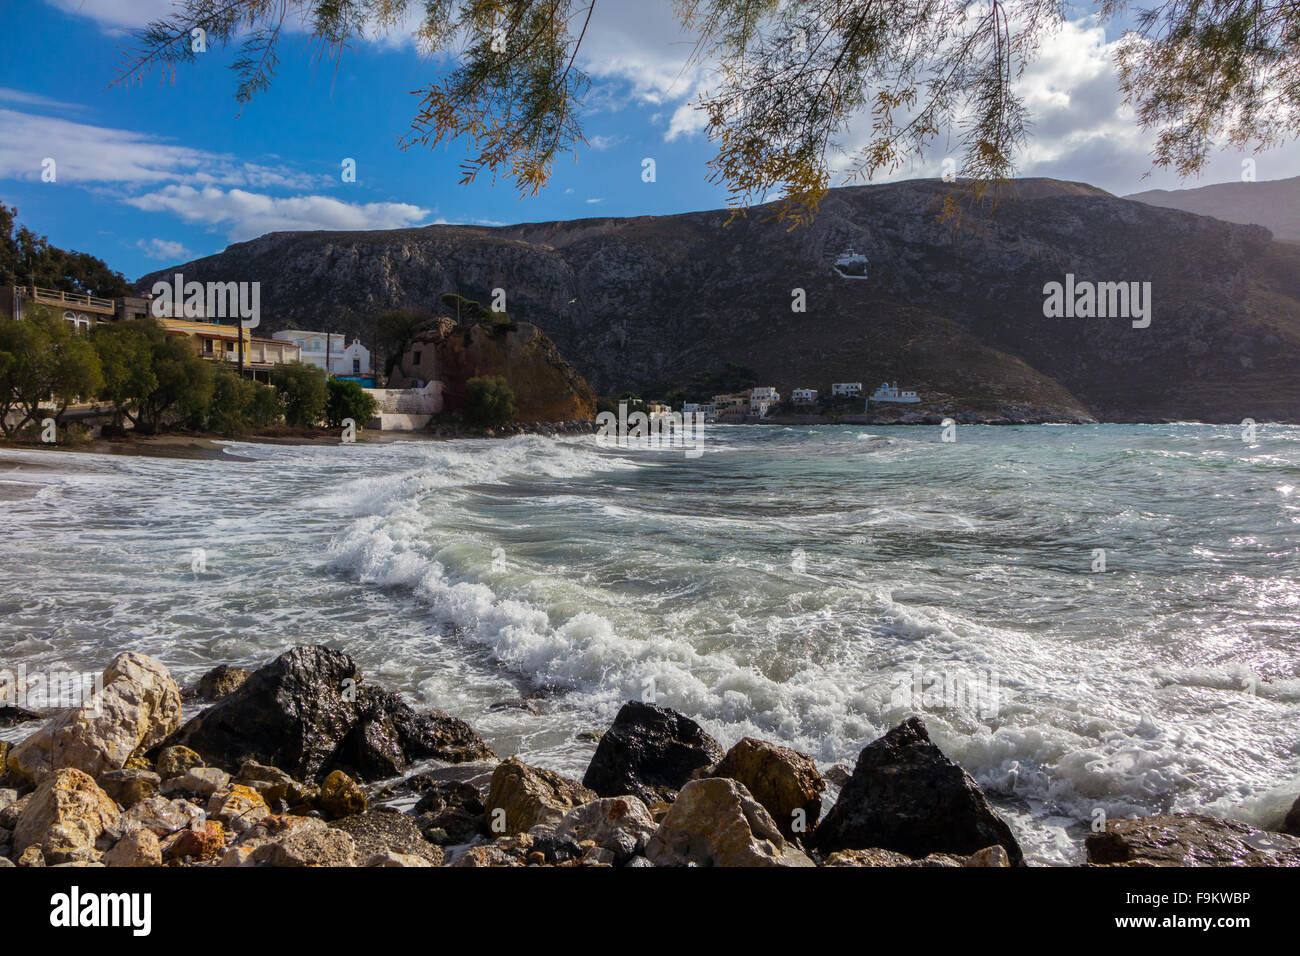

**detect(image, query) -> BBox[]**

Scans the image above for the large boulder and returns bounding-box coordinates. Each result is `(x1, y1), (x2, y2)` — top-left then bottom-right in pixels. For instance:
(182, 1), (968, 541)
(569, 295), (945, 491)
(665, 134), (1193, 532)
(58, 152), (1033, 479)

(12, 768), (121, 863)
(554, 796), (657, 863)
(582, 701), (723, 804)
(485, 757), (596, 834)
(713, 737), (824, 842)
(645, 777), (814, 867)
(7, 653), (182, 784)
(810, 717), (1023, 865)
(157, 645), (493, 781)
(1284, 796), (1300, 837)
(1087, 813), (1300, 866)
(334, 685), (494, 779)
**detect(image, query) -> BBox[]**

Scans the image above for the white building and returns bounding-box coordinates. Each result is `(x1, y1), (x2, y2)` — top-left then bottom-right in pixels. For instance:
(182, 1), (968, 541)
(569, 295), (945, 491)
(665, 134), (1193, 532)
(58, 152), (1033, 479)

(750, 386), (780, 417)
(683, 402), (718, 421)
(272, 330), (371, 378)
(832, 382), (863, 397)
(869, 382), (920, 404)
(791, 387), (817, 404)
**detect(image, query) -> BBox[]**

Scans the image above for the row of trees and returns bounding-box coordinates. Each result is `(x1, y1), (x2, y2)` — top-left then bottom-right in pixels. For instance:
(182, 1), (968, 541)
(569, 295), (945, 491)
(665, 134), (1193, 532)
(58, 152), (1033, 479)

(0, 310), (377, 441)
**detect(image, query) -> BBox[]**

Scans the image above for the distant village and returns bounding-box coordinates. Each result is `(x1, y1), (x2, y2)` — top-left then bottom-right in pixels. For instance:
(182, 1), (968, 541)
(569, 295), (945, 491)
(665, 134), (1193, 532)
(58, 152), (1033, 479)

(675, 381), (921, 423)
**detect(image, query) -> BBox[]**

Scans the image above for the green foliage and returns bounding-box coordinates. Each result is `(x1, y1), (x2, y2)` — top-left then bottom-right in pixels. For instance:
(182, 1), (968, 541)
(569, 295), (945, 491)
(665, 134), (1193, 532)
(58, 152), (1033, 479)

(92, 317), (211, 433)
(0, 306), (104, 439)
(271, 361), (329, 427)
(375, 307), (435, 379)
(0, 204), (129, 296)
(202, 368), (282, 436)
(463, 375), (517, 427)
(325, 377), (379, 429)
(441, 292), (509, 328)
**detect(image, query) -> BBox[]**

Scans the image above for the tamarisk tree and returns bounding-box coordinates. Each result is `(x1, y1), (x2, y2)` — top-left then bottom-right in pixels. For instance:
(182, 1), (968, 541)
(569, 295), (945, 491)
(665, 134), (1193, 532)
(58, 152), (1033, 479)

(118, 0), (1300, 224)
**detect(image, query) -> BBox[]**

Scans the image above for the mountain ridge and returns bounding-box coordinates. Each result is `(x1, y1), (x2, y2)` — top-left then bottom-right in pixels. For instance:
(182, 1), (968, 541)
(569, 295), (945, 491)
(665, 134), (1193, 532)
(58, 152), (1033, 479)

(137, 177), (1300, 423)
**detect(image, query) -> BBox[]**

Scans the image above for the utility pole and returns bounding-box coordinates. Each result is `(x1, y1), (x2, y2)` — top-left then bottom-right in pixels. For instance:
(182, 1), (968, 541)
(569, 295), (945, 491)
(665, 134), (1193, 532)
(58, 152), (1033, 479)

(325, 328), (331, 379)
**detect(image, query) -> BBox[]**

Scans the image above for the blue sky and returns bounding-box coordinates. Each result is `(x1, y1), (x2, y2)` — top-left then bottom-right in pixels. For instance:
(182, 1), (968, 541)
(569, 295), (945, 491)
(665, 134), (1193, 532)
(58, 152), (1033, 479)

(3, 0), (1299, 282)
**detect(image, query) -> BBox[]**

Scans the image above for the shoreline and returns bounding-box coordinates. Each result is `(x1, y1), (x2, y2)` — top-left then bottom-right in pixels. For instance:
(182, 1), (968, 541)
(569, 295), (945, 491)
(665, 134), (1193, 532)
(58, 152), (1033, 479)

(2, 646), (1297, 868)
(0, 417), (1290, 466)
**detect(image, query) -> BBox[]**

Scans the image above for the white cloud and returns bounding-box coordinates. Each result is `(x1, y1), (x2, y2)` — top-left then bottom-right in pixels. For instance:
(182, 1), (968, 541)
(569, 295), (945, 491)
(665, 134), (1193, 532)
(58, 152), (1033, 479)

(585, 197), (604, 204)
(125, 185), (430, 240)
(0, 88), (85, 112)
(136, 238), (192, 260)
(587, 134), (626, 151)
(45, 0), (195, 30)
(0, 109), (324, 189)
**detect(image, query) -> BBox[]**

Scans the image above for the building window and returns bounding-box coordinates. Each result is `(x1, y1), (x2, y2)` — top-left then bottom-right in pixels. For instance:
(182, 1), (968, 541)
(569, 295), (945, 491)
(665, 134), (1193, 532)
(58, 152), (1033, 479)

(413, 350), (421, 366)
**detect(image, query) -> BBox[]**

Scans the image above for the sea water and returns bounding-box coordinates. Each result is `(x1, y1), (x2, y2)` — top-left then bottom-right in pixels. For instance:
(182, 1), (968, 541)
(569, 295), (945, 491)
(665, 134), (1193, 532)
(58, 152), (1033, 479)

(2, 423), (1297, 864)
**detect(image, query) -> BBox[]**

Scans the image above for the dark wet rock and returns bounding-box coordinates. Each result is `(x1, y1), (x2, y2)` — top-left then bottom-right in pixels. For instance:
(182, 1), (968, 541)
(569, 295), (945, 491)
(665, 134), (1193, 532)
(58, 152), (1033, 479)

(0, 706), (45, 728)
(712, 737), (824, 842)
(158, 646), (362, 780)
(197, 665), (250, 701)
(582, 701), (724, 804)
(413, 780), (485, 844)
(157, 645), (493, 782)
(810, 717), (1024, 865)
(335, 685), (495, 779)
(1284, 795), (1300, 837)
(328, 809), (443, 865)
(1087, 813), (1300, 866)
(489, 698), (540, 716)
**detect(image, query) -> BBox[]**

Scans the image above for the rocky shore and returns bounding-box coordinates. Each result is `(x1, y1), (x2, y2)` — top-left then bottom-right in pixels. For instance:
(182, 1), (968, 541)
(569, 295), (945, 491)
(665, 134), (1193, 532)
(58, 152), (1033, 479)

(1, 646), (1297, 868)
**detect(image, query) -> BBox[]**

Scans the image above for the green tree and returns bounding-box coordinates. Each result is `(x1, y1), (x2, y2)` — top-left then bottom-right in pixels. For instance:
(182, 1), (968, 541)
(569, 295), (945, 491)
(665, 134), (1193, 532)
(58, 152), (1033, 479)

(0, 307), (103, 440)
(463, 375), (517, 427)
(325, 377), (379, 429)
(271, 361), (329, 427)
(118, 0), (1300, 225)
(93, 317), (212, 433)
(203, 367), (275, 435)
(375, 307), (434, 379)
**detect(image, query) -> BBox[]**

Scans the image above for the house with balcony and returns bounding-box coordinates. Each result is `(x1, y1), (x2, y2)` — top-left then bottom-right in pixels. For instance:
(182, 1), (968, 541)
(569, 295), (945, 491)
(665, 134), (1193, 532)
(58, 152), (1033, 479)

(832, 382), (863, 398)
(791, 387), (818, 405)
(1, 285), (118, 329)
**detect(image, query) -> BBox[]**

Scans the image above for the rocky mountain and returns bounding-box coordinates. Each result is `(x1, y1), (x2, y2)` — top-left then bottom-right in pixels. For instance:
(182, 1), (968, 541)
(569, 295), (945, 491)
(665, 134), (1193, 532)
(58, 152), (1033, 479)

(138, 178), (1300, 423)
(1126, 176), (1300, 242)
